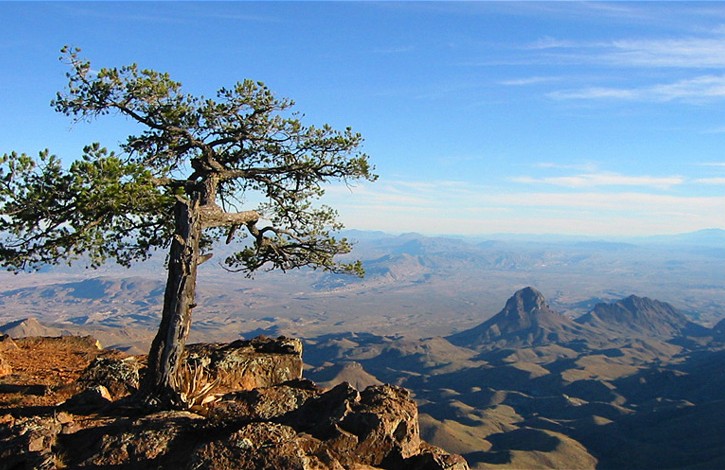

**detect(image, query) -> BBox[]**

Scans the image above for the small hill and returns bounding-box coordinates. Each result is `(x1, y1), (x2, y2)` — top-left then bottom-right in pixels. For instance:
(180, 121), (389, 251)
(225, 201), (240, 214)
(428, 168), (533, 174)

(308, 361), (383, 390)
(447, 287), (590, 349)
(576, 295), (704, 338)
(0, 317), (64, 338)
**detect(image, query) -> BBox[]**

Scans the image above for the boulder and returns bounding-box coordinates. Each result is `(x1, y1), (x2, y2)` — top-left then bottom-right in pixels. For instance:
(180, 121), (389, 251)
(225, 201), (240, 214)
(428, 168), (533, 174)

(0, 415), (62, 470)
(190, 422), (341, 470)
(406, 442), (471, 470)
(209, 379), (320, 422)
(57, 411), (204, 468)
(77, 356), (141, 400)
(282, 383), (424, 468)
(184, 336), (303, 392)
(284, 381), (361, 435)
(339, 384), (421, 467)
(62, 385), (113, 411)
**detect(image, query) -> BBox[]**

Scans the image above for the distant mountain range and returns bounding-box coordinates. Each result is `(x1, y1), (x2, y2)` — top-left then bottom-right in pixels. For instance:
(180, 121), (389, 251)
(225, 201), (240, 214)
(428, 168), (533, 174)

(448, 287), (711, 351)
(302, 287), (725, 469)
(1, 229), (724, 468)
(3, 281), (725, 469)
(1, 228), (724, 338)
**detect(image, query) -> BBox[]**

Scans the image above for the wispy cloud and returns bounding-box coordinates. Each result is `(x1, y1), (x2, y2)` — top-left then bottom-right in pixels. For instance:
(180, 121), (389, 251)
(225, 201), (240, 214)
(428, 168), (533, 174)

(549, 75), (725, 103)
(700, 127), (725, 134)
(695, 177), (725, 185)
(325, 178), (725, 236)
(604, 37), (725, 68)
(526, 34), (725, 68)
(511, 172), (684, 190)
(522, 29), (725, 104)
(526, 37), (579, 50)
(535, 162), (599, 171)
(500, 76), (563, 86)
(372, 45), (415, 55)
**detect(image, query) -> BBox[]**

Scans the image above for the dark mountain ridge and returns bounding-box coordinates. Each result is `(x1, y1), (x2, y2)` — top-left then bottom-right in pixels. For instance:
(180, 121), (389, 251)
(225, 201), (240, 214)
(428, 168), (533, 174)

(448, 287), (592, 350)
(577, 294), (709, 338)
(447, 287), (713, 353)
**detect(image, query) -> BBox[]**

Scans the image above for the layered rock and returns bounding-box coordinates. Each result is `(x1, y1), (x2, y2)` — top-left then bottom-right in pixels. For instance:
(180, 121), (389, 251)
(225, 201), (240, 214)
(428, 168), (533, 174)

(0, 335), (468, 469)
(184, 336), (304, 391)
(0, 415), (62, 469)
(65, 381), (464, 469)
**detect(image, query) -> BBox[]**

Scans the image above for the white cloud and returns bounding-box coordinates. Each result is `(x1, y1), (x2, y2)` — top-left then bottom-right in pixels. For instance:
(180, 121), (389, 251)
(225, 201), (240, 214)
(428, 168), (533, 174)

(511, 172), (684, 190)
(605, 37), (725, 68)
(526, 37), (579, 50)
(499, 76), (563, 86)
(695, 177), (725, 185)
(549, 75), (725, 103)
(535, 162), (599, 171)
(548, 87), (638, 100)
(527, 34), (725, 68)
(324, 179), (725, 236)
(700, 127), (725, 134)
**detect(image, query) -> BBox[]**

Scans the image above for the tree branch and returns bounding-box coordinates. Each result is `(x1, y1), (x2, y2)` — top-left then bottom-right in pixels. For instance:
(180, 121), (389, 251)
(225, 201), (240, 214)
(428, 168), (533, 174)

(198, 204), (259, 229)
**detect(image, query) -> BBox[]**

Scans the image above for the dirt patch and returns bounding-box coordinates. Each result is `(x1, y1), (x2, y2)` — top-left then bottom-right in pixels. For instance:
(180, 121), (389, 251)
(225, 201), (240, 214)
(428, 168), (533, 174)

(0, 336), (128, 409)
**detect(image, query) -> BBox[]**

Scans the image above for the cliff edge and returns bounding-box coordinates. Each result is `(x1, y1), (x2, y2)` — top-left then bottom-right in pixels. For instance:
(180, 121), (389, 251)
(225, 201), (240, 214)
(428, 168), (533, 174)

(0, 334), (468, 470)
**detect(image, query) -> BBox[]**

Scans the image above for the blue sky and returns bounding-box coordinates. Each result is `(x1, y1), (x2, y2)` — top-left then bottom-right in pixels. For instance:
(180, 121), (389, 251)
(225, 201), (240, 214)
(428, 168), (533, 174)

(3, 2), (725, 237)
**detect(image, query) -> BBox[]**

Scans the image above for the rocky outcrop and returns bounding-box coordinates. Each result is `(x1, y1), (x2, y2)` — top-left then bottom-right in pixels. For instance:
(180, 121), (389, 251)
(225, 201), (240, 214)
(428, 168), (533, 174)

(77, 356), (141, 400)
(279, 382), (421, 467)
(184, 336), (304, 392)
(0, 335), (468, 469)
(64, 337), (301, 407)
(0, 415), (63, 470)
(209, 379), (321, 421)
(191, 421), (342, 470)
(53, 380), (467, 469)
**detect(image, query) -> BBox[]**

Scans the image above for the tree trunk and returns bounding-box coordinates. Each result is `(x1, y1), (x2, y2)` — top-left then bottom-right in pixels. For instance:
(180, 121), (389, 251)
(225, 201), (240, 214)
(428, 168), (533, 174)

(141, 198), (202, 407)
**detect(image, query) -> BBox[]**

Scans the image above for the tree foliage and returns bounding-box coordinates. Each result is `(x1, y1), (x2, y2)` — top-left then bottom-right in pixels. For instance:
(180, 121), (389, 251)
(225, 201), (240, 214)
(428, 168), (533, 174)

(1, 46), (376, 406)
(1, 46), (376, 276)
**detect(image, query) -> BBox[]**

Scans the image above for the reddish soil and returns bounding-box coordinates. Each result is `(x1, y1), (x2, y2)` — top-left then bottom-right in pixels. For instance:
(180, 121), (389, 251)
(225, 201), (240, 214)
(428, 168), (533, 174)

(0, 336), (127, 409)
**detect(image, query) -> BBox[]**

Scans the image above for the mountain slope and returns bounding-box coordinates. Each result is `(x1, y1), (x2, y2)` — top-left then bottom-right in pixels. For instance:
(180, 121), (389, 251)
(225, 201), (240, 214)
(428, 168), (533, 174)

(0, 317), (65, 337)
(576, 295), (706, 338)
(447, 287), (591, 349)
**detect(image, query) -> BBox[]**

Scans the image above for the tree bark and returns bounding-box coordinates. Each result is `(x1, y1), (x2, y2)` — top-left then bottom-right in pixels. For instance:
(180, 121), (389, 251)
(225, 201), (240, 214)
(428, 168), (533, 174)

(141, 198), (202, 406)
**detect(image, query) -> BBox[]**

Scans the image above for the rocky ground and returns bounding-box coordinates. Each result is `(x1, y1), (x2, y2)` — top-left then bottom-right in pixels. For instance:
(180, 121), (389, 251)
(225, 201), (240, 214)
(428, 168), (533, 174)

(0, 334), (468, 470)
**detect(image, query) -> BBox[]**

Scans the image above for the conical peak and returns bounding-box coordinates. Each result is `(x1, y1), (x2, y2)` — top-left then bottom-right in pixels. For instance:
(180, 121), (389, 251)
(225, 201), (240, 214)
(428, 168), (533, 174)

(504, 287), (548, 315)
